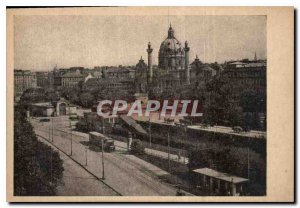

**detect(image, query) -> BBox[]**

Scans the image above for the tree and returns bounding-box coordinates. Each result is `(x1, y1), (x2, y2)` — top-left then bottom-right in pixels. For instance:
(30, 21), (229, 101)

(14, 105), (64, 196)
(20, 88), (47, 105)
(79, 92), (95, 108)
(130, 140), (145, 155)
(75, 119), (89, 133)
(202, 77), (242, 127)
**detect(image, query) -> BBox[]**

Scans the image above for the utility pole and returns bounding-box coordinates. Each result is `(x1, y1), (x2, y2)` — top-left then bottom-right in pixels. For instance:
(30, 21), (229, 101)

(101, 117), (105, 180)
(247, 147), (250, 181)
(101, 138), (105, 180)
(70, 129), (73, 156)
(167, 127), (171, 173)
(51, 117), (54, 142)
(102, 118), (105, 134)
(69, 104), (71, 129)
(50, 150), (53, 184)
(85, 147), (88, 166)
(49, 126), (51, 141)
(149, 118), (152, 148)
(184, 125), (187, 164)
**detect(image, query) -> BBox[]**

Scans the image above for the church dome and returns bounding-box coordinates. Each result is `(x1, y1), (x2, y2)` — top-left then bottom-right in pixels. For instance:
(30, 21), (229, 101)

(158, 25), (186, 70)
(159, 25), (183, 55)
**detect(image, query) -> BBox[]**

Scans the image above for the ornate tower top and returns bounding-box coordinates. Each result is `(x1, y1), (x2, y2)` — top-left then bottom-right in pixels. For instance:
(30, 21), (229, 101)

(185, 41), (188, 48)
(147, 42), (153, 53)
(168, 24), (175, 38)
(184, 41), (190, 51)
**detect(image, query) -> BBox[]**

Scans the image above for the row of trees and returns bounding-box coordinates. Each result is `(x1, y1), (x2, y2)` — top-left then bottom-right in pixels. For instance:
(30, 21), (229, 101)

(14, 105), (64, 196)
(60, 81), (135, 108)
(202, 77), (266, 130)
(145, 70), (265, 131)
(20, 88), (59, 106)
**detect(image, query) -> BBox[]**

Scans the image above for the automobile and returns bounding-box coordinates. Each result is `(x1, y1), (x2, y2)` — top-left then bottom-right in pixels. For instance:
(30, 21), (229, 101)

(232, 126), (243, 133)
(69, 114), (79, 121)
(39, 118), (50, 122)
(164, 117), (174, 124)
(89, 131), (116, 152)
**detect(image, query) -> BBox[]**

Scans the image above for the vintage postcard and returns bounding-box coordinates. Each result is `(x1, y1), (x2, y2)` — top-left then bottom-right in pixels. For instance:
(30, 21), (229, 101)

(6, 7), (294, 202)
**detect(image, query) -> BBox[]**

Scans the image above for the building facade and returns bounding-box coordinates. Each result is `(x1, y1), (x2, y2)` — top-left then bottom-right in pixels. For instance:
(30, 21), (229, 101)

(36, 71), (53, 88)
(102, 67), (135, 79)
(221, 60), (266, 93)
(135, 25), (192, 95)
(14, 69), (37, 97)
(61, 71), (85, 88)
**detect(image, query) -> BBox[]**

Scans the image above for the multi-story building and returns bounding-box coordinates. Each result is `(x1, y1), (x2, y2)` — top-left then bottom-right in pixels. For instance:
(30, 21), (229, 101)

(221, 60), (266, 94)
(61, 70), (85, 88)
(190, 55), (217, 87)
(102, 67), (135, 79)
(36, 71), (52, 88)
(14, 69), (37, 97)
(220, 59), (267, 130)
(52, 67), (86, 89)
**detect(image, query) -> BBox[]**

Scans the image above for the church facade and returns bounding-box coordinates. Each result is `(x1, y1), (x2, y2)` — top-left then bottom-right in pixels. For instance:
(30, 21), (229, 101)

(135, 25), (191, 96)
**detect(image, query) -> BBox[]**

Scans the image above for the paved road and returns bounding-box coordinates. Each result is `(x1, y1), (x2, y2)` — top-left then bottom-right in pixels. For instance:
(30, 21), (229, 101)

(31, 118), (179, 196)
(36, 135), (119, 196)
(70, 127), (189, 164)
(32, 116), (189, 164)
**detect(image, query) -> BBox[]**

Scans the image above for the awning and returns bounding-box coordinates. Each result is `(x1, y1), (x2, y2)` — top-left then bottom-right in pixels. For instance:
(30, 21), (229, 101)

(119, 115), (147, 135)
(192, 168), (248, 184)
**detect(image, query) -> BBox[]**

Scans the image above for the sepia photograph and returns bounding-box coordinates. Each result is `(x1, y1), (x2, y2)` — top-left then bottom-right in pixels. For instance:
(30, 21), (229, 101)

(6, 6), (294, 202)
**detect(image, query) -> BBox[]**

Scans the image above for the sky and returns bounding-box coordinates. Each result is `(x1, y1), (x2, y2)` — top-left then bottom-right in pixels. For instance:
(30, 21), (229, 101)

(14, 15), (266, 71)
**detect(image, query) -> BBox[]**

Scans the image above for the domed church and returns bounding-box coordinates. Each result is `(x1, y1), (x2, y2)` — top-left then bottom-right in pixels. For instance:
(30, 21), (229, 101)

(158, 24), (187, 71)
(135, 25), (191, 94)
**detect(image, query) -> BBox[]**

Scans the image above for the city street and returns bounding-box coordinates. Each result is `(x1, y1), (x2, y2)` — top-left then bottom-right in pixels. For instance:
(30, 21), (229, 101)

(31, 117), (180, 196)
(74, 130), (189, 164)
(36, 135), (119, 196)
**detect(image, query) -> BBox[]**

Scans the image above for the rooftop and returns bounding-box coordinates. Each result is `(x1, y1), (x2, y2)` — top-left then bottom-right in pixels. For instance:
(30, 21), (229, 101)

(188, 125), (266, 139)
(30, 102), (54, 107)
(62, 72), (84, 77)
(106, 67), (135, 73)
(193, 168), (248, 184)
